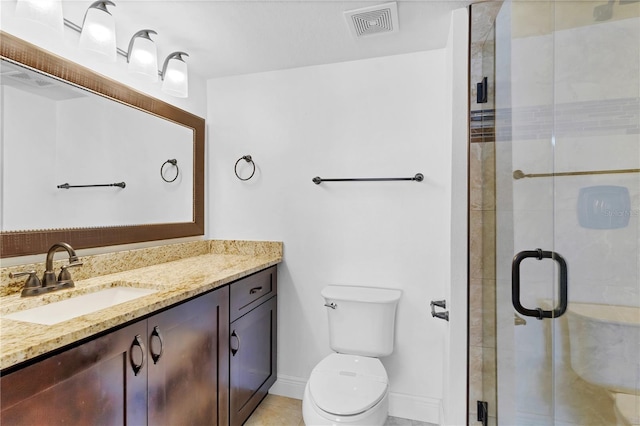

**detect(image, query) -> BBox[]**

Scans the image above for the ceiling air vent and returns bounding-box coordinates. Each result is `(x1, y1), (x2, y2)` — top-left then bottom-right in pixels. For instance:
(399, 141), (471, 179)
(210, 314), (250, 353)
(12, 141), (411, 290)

(0, 62), (55, 88)
(344, 2), (399, 38)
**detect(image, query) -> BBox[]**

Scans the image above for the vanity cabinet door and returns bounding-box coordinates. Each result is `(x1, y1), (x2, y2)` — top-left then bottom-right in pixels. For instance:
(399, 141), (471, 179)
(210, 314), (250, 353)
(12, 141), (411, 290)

(147, 287), (230, 426)
(229, 295), (277, 426)
(0, 320), (148, 425)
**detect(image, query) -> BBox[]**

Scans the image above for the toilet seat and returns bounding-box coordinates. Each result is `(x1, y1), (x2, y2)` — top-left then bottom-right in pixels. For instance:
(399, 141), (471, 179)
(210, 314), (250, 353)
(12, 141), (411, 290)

(309, 353), (388, 416)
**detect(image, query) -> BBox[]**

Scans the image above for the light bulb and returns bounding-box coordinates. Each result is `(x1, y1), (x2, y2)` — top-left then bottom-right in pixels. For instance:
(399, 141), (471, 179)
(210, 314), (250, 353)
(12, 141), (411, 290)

(161, 52), (189, 98)
(127, 30), (158, 82)
(79, 1), (117, 62)
(15, 0), (64, 32)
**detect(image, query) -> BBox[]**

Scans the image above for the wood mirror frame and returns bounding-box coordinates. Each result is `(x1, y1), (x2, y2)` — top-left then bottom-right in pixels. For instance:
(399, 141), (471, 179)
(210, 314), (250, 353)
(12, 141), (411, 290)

(0, 32), (205, 258)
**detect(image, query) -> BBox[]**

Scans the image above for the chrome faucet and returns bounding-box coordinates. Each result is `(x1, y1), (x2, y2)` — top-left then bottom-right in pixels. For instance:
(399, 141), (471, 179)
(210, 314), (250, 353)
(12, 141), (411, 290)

(9, 242), (83, 297)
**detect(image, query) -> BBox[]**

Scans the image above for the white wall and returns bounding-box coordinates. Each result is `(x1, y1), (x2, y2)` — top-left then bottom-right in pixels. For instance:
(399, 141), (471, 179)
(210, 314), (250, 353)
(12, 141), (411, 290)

(442, 8), (469, 426)
(207, 49), (459, 422)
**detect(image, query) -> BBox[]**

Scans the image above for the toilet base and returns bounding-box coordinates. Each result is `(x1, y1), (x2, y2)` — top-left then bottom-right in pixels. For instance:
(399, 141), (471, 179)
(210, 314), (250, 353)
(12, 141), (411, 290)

(302, 382), (389, 426)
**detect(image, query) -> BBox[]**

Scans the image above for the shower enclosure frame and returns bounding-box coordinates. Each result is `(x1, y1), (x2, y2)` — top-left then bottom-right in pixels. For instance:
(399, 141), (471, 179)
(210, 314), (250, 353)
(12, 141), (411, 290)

(468, 1), (640, 424)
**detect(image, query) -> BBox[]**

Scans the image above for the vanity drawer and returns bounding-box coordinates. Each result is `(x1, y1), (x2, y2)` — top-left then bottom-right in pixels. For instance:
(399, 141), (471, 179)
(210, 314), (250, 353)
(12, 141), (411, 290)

(230, 266), (277, 322)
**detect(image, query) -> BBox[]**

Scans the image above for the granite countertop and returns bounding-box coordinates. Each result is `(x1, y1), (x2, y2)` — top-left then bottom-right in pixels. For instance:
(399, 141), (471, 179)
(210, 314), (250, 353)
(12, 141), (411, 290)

(0, 241), (282, 371)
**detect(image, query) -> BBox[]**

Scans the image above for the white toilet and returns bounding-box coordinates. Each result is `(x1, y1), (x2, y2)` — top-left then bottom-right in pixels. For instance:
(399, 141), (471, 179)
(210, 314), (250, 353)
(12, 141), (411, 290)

(302, 285), (402, 426)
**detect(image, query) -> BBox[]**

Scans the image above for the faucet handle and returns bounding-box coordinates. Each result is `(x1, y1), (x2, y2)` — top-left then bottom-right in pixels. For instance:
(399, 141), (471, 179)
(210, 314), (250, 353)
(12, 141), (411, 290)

(58, 261), (83, 282)
(10, 271), (44, 296)
(9, 270), (42, 288)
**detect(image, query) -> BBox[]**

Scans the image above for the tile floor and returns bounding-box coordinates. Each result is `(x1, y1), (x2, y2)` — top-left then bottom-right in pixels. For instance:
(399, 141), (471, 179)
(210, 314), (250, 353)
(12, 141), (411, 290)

(244, 394), (436, 426)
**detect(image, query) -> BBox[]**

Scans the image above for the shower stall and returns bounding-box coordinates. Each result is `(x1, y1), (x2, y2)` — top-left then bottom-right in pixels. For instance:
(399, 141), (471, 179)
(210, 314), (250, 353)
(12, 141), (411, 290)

(469, 1), (640, 424)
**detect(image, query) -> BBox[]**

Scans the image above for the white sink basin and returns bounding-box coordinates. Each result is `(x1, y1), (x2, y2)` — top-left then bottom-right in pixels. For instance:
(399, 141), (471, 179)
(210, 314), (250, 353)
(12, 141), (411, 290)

(3, 287), (157, 325)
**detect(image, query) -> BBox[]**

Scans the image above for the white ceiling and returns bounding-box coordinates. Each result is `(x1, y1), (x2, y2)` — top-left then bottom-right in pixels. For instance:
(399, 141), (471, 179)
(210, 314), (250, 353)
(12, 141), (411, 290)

(61, 0), (472, 80)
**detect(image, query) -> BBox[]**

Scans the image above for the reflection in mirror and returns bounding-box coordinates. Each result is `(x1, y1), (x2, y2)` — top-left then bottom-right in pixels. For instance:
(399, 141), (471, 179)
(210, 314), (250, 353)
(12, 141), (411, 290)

(2, 60), (194, 230)
(0, 31), (205, 258)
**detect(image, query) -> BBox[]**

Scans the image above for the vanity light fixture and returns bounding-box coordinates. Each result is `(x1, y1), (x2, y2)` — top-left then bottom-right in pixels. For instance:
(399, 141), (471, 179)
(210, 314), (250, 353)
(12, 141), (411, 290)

(79, 0), (117, 62)
(41, 1), (189, 98)
(15, 0), (64, 32)
(161, 52), (189, 98)
(127, 30), (159, 82)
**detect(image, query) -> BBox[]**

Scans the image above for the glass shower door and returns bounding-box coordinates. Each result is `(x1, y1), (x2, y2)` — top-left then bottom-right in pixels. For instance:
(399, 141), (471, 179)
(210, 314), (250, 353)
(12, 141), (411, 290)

(494, 2), (558, 424)
(492, 1), (640, 424)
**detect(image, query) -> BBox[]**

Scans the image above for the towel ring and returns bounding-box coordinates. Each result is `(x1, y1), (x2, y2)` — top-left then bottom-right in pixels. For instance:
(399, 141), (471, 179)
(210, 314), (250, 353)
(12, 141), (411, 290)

(235, 155), (255, 181)
(161, 159), (179, 183)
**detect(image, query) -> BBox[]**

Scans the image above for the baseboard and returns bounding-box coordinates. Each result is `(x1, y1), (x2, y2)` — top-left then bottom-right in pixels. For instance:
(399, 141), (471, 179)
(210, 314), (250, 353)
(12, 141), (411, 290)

(269, 374), (442, 424)
(269, 373), (306, 400)
(389, 392), (441, 424)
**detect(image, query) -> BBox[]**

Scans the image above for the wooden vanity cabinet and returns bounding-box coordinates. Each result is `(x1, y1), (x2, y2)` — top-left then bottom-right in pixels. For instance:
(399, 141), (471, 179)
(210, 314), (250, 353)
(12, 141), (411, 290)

(148, 286), (229, 426)
(229, 266), (278, 426)
(0, 320), (149, 425)
(0, 265), (278, 426)
(0, 287), (229, 426)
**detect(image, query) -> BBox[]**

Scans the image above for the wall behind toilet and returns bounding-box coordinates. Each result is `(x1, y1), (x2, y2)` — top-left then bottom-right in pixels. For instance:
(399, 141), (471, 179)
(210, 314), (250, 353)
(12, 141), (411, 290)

(207, 49), (454, 422)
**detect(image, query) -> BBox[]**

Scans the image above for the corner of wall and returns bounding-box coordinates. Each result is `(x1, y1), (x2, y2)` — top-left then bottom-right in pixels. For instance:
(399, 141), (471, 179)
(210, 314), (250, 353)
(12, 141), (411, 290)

(442, 6), (470, 426)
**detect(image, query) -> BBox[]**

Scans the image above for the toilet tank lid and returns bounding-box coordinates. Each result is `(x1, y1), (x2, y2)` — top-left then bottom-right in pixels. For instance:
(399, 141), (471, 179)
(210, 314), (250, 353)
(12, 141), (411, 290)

(321, 285), (401, 303)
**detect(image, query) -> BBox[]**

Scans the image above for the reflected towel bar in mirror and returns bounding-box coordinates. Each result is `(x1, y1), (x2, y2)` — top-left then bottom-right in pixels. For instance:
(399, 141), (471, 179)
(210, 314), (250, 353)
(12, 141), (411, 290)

(57, 182), (126, 189)
(312, 173), (424, 185)
(513, 169), (640, 179)
(161, 159), (179, 183)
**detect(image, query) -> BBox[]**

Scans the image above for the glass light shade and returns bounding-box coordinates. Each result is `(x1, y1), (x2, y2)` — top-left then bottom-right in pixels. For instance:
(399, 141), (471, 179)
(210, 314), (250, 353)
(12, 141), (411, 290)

(127, 31), (158, 82)
(79, 3), (117, 62)
(162, 54), (189, 98)
(15, 0), (64, 33)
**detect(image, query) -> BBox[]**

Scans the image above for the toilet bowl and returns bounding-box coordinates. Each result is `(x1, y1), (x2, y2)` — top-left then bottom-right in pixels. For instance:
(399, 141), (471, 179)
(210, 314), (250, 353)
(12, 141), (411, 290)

(302, 285), (401, 426)
(302, 354), (389, 426)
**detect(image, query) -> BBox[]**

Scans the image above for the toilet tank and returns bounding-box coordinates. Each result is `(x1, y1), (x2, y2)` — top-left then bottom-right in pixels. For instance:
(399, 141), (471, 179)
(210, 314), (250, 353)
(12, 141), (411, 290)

(322, 285), (401, 357)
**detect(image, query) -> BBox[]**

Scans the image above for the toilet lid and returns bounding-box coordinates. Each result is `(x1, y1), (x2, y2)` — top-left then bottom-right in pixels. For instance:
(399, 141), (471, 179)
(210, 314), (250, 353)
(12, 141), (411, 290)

(615, 393), (640, 425)
(309, 353), (388, 416)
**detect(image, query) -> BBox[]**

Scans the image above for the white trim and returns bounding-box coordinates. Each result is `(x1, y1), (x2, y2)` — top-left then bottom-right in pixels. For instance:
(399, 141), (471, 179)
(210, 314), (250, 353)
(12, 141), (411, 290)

(442, 7), (470, 426)
(269, 375), (442, 424)
(269, 373), (306, 400)
(389, 392), (441, 424)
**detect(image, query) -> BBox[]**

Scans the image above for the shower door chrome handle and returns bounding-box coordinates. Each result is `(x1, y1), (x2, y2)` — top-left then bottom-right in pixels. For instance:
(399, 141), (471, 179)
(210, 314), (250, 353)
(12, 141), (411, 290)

(512, 249), (568, 320)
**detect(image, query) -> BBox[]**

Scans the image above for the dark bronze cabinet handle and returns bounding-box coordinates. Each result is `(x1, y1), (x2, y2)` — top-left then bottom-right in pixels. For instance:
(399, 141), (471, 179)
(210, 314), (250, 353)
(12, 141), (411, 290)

(230, 330), (240, 356)
(249, 286), (263, 295)
(149, 326), (164, 364)
(130, 334), (146, 376)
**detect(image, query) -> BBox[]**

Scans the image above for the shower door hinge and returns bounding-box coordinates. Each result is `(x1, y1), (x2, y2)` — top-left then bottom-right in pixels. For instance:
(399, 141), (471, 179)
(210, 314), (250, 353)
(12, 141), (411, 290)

(477, 400), (488, 426)
(476, 77), (488, 104)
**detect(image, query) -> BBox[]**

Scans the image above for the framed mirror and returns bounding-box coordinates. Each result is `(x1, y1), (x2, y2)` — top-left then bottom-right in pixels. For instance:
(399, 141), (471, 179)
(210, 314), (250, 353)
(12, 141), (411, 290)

(0, 31), (205, 258)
